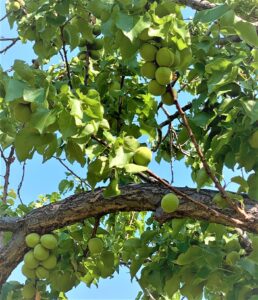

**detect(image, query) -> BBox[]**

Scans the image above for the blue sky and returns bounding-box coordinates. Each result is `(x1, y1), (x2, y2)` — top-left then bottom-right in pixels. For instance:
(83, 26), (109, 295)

(0, 2), (241, 299)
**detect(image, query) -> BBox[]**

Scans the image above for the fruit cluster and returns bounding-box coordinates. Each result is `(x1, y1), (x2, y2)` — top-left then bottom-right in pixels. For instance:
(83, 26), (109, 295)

(6, 0), (24, 11)
(22, 233), (58, 281)
(78, 25), (103, 61)
(139, 36), (178, 105)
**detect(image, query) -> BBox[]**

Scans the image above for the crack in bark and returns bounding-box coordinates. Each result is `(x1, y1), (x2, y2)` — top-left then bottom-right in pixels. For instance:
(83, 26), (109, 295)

(0, 183), (257, 287)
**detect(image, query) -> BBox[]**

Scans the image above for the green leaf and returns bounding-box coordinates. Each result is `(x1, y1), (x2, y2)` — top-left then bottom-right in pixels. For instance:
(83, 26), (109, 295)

(124, 164), (147, 173)
(30, 108), (56, 133)
(130, 258), (142, 278)
(65, 141), (86, 166)
(241, 100), (258, 124)
(4, 79), (27, 102)
(87, 156), (109, 188)
(176, 246), (204, 265)
(194, 4), (230, 23)
(13, 60), (35, 84)
(234, 21), (258, 47)
(205, 58), (232, 74)
(58, 110), (78, 139)
(103, 177), (121, 198)
(58, 179), (74, 194)
(23, 87), (46, 104)
(164, 275), (180, 297)
(109, 146), (132, 168)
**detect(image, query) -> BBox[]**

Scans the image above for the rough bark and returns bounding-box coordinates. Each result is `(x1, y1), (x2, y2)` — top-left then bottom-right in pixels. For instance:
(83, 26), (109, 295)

(0, 183), (258, 287)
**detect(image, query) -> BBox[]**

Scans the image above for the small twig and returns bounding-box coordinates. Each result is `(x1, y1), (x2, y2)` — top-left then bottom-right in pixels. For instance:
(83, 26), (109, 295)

(83, 216), (102, 257)
(58, 50), (65, 62)
(17, 161), (26, 205)
(54, 156), (90, 189)
(0, 12), (10, 22)
(60, 27), (73, 89)
(159, 103), (192, 128)
(0, 37), (19, 54)
(169, 129), (174, 184)
(170, 86), (248, 219)
(117, 75), (125, 134)
(1, 147), (15, 204)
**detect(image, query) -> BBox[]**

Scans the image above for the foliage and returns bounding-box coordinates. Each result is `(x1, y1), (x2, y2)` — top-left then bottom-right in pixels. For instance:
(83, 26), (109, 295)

(0, 0), (258, 299)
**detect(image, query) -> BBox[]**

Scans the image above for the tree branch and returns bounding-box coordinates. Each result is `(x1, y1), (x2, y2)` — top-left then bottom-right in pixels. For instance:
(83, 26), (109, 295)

(0, 183), (257, 286)
(0, 38), (20, 54)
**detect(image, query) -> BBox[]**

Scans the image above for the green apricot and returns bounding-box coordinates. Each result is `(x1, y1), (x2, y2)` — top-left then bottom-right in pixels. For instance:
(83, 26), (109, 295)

(88, 237), (104, 255)
(248, 130), (258, 149)
(78, 51), (88, 60)
(133, 147), (152, 166)
(33, 244), (49, 261)
(25, 233), (40, 248)
(148, 80), (166, 96)
(41, 254), (57, 270)
(90, 38), (104, 50)
(93, 25), (101, 36)
(24, 250), (39, 269)
(161, 193), (179, 213)
(36, 266), (50, 279)
(10, 1), (21, 10)
(155, 67), (172, 85)
(40, 234), (58, 250)
(162, 92), (174, 105)
(139, 43), (157, 61)
(140, 62), (157, 79)
(225, 251), (240, 265)
(89, 50), (101, 60)
(21, 264), (36, 279)
(22, 284), (36, 299)
(139, 28), (151, 41)
(156, 47), (174, 67)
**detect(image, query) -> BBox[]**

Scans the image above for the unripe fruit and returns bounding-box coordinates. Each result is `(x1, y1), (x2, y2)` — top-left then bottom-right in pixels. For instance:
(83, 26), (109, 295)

(139, 43), (157, 61)
(24, 251), (39, 269)
(40, 234), (58, 250)
(155, 67), (172, 85)
(248, 130), (258, 149)
(10, 1), (21, 10)
(93, 25), (101, 36)
(33, 244), (49, 261)
(78, 51), (88, 60)
(25, 233), (40, 248)
(225, 251), (240, 265)
(41, 254), (57, 270)
(156, 47), (174, 67)
(13, 103), (31, 123)
(22, 284), (36, 299)
(21, 264), (36, 279)
(162, 92), (174, 105)
(148, 80), (166, 96)
(89, 50), (101, 60)
(139, 28), (151, 41)
(140, 62), (157, 79)
(36, 266), (50, 279)
(133, 147), (152, 166)
(90, 38), (104, 50)
(88, 237), (104, 254)
(161, 193), (179, 213)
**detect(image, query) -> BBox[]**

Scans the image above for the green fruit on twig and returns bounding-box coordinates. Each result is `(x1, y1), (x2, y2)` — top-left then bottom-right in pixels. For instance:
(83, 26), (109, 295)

(93, 25), (101, 36)
(10, 1), (21, 11)
(25, 233), (40, 248)
(162, 92), (174, 105)
(148, 80), (166, 96)
(156, 47), (174, 67)
(139, 28), (151, 41)
(21, 264), (36, 279)
(40, 234), (58, 249)
(89, 38), (104, 50)
(155, 67), (172, 85)
(12, 103), (32, 123)
(161, 193), (179, 213)
(36, 266), (50, 279)
(24, 250), (39, 269)
(133, 147), (152, 166)
(33, 244), (49, 261)
(248, 130), (258, 149)
(78, 51), (88, 60)
(139, 43), (157, 61)
(89, 50), (101, 60)
(22, 284), (36, 299)
(225, 251), (240, 265)
(88, 237), (104, 254)
(140, 62), (157, 79)
(41, 254), (57, 270)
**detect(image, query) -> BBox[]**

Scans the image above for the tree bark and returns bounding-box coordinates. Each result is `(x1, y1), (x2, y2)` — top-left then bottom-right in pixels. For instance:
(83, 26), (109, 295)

(0, 183), (258, 287)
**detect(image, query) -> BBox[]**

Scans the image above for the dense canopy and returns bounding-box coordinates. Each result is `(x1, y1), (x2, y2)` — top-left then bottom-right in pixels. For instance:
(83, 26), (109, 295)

(0, 0), (258, 299)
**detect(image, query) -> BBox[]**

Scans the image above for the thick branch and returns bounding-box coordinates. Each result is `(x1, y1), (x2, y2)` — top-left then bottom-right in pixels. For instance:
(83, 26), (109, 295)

(0, 183), (257, 286)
